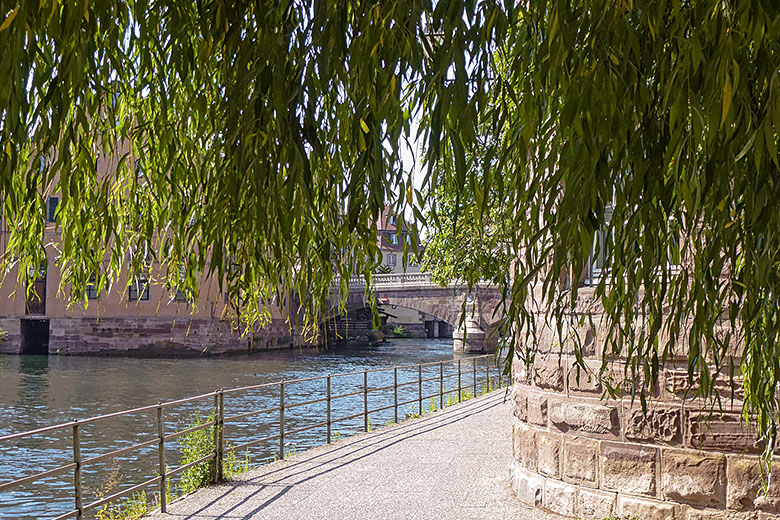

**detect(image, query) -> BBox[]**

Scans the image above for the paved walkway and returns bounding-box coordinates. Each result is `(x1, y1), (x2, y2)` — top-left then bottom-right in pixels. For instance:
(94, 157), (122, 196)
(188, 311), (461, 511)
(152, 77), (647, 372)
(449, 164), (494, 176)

(145, 390), (562, 520)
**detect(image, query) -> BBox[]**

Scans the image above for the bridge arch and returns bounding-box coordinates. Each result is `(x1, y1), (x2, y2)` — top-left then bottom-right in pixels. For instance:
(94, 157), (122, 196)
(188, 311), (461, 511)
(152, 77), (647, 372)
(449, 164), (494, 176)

(327, 273), (503, 353)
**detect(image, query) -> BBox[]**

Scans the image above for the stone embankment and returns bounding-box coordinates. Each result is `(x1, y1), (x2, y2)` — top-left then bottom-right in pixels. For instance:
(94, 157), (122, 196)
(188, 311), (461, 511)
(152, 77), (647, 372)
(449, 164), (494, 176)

(0, 316), (297, 355)
(511, 288), (778, 520)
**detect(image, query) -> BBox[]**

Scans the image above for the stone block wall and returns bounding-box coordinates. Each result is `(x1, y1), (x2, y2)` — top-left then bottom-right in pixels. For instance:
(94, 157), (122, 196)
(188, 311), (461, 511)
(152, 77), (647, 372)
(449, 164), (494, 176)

(511, 292), (779, 519)
(0, 317), (21, 354)
(45, 316), (294, 356)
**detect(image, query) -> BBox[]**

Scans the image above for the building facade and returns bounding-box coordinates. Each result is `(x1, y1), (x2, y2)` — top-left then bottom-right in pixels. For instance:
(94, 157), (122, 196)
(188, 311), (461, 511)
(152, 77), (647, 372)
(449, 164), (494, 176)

(0, 155), (296, 356)
(376, 207), (422, 274)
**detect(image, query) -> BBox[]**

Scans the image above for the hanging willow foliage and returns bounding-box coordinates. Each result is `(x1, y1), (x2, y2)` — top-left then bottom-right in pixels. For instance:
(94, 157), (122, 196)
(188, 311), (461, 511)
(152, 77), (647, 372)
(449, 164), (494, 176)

(0, 0), (506, 332)
(2, 1), (780, 454)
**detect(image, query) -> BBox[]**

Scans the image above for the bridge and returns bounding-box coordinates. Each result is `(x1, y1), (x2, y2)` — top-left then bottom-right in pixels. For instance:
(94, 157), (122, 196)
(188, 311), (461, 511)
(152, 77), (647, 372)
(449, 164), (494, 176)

(328, 272), (504, 353)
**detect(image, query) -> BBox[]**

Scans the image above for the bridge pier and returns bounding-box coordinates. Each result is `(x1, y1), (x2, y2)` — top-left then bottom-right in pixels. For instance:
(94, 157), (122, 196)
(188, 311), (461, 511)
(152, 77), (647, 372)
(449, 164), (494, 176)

(453, 319), (496, 353)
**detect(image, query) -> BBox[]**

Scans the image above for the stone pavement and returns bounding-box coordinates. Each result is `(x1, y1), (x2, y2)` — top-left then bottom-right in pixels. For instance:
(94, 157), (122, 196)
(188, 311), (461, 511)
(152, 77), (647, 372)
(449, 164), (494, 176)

(145, 389), (564, 520)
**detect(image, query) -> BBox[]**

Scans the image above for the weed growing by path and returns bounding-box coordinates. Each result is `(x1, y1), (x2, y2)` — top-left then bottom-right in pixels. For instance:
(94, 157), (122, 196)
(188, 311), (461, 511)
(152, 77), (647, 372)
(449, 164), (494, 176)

(95, 491), (149, 520)
(94, 411), (250, 520)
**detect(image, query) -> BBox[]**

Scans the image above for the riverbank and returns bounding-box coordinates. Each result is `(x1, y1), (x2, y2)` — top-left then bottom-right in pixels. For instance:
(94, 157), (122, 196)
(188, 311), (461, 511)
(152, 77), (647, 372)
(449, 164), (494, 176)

(0, 316), (445, 357)
(143, 390), (561, 520)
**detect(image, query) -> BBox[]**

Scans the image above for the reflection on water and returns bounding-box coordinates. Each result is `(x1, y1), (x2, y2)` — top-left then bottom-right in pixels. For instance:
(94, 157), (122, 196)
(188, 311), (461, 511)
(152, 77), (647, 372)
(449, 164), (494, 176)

(17, 357), (49, 424)
(0, 339), (493, 519)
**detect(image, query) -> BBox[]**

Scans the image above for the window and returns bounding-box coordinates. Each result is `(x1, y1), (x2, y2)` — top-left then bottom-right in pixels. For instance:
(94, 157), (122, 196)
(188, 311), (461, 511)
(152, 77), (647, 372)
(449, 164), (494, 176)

(588, 228), (613, 282)
(390, 233), (398, 245)
(584, 206), (613, 285)
(174, 288), (189, 302)
(47, 197), (59, 222)
(86, 273), (99, 300)
(173, 264), (189, 302)
(128, 274), (150, 301)
(388, 215), (396, 226)
(387, 254), (397, 267)
(584, 205), (681, 286)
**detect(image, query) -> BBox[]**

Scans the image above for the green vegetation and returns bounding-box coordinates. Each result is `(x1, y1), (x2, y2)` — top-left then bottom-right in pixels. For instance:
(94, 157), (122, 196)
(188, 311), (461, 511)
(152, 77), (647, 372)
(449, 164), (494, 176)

(94, 411), (250, 519)
(4, 2), (780, 454)
(0, 328), (8, 343)
(374, 264), (394, 275)
(179, 411), (251, 493)
(95, 490), (151, 520)
(177, 413), (216, 494)
(422, 185), (511, 289)
(406, 377), (503, 419)
(391, 325), (411, 338)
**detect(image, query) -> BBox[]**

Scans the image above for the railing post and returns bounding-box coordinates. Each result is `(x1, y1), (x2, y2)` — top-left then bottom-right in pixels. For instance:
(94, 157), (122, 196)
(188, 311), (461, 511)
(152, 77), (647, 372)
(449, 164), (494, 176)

(212, 393), (219, 483)
(473, 357), (477, 397)
(363, 371), (368, 432)
(157, 404), (166, 513)
(486, 360), (490, 392)
(279, 382), (285, 460)
(73, 422), (82, 520)
(457, 359), (462, 403)
(439, 361), (444, 408)
(393, 367), (398, 423)
(418, 364), (422, 416)
(217, 390), (224, 481)
(326, 375), (332, 444)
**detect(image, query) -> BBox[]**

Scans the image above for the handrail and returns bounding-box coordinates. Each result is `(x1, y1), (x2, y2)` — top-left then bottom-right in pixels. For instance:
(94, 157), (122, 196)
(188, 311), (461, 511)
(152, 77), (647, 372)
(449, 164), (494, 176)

(1, 353), (505, 520)
(0, 390), (220, 443)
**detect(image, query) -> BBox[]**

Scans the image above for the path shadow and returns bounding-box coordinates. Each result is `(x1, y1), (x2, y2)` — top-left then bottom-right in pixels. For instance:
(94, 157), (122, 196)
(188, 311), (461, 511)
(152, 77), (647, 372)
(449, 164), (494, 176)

(157, 390), (511, 519)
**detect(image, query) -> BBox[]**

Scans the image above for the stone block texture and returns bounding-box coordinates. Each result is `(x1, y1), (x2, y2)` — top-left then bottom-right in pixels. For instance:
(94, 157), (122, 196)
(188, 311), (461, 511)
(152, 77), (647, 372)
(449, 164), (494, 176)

(601, 442), (658, 496)
(45, 316), (294, 356)
(510, 298), (777, 520)
(662, 450), (726, 507)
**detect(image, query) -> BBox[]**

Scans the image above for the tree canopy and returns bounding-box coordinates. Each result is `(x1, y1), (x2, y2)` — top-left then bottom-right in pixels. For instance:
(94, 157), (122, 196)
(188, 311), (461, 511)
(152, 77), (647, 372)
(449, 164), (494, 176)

(421, 183), (511, 288)
(2, 1), (780, 454)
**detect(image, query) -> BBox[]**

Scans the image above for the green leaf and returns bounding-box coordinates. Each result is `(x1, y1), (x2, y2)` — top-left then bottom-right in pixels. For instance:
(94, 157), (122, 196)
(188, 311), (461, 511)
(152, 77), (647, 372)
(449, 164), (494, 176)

(0, 7), (18, 32)
(721, 74), (732, 128)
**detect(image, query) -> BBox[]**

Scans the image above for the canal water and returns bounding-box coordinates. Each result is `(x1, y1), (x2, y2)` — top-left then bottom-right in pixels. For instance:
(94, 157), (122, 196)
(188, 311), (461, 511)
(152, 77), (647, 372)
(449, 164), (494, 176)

(0, 339), (499, 520)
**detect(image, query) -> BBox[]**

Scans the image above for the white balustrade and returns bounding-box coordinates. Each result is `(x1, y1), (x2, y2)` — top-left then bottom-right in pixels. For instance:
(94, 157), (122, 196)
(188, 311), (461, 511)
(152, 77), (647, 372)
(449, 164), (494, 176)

(335, 272), (437, 288)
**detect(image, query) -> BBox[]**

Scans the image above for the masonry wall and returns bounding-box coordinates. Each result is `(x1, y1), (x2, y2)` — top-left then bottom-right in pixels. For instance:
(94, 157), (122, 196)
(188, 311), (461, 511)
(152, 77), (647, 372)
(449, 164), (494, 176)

(511, 289), (779, 520)
(49, 316), (295, 356)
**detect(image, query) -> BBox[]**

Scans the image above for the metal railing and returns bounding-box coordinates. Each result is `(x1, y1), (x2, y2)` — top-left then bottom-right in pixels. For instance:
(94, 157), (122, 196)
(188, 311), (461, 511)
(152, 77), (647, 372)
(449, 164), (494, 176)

(0, 354), (506, 520)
